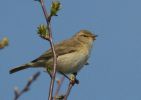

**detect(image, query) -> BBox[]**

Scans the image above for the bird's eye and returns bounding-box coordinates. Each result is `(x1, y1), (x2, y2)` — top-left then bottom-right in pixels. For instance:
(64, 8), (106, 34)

(82, 35), (87, 37)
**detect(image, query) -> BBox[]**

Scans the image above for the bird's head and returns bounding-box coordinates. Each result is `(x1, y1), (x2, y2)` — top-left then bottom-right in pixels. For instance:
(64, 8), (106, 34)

(74, 30), (97, 44)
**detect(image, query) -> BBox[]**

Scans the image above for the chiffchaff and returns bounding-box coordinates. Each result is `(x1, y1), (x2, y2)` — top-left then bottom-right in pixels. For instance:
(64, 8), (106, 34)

(10, 30), (97, 75)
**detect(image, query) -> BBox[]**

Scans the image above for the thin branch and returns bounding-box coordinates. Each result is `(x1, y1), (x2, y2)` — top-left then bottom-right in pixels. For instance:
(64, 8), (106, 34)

(38, 0), (57, 100)
(14, 72), (40, 100)
(54, 76), (65, 100)
(64, 74), (79, 100)
(63, 83), (73, 100)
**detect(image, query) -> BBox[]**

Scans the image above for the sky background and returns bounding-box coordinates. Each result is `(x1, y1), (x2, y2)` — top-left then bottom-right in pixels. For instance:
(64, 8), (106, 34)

(0, 0), (141, 100)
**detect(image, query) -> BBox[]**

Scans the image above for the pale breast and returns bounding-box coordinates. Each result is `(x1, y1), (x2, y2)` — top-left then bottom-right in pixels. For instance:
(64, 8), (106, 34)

(45, 43), (93, 74)
(56, 47), (90, 74)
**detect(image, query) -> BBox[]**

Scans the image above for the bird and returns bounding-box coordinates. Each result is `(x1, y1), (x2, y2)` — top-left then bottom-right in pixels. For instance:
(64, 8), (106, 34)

(9, 30), (97, 75)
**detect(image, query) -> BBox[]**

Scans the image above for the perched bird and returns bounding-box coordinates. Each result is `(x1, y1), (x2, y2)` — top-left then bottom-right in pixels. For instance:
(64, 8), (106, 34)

(9, 30), (97, 75)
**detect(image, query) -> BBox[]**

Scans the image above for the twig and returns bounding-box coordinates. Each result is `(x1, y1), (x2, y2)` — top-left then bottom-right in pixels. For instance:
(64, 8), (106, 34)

(63, 83), (73, 100)
(14, 72), (40, 100)
(54, 76), (65, 100)
(37, 0), (57, 100)
(64, 74), (79, 100)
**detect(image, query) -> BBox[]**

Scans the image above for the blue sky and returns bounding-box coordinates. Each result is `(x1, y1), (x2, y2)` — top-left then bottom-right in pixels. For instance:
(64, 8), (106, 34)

(0, 0), (141, 100)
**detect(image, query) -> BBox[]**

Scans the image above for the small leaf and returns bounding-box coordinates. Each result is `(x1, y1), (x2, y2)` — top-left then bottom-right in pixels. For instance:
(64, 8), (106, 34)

(70, 74), (75, 82)
(0, 37), (9, 49)
(55, 95), (65, 100)
(37, 24), (48, 35)
(50, 1), (61, 16)
(47, 66), (53, 73)
(2, 37), (9, 46)
(37, 24), (50, 40)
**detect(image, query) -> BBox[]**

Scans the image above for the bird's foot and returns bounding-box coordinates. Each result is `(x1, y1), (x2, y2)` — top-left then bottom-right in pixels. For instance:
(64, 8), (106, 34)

(70, 73), (79, 85)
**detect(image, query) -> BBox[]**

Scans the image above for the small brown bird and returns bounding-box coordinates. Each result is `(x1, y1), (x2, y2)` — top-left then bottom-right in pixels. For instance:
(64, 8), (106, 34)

(9, 30), (97, 74)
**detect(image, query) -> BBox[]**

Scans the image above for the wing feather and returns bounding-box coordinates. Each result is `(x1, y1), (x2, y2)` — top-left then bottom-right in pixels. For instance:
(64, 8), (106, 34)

(32, 38), (81, 62)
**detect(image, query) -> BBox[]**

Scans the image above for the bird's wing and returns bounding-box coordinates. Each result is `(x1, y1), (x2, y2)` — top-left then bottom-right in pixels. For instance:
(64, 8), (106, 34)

(32, 39), (81, 62)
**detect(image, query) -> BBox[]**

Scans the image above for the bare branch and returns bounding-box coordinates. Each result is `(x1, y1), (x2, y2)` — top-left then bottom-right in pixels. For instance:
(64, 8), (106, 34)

(54, 76), (65, 100)
(64, 74), (79, 100)
(14, 72), (40, 100)
(37, 0), (59, 100)
(63, 83), (73, 100)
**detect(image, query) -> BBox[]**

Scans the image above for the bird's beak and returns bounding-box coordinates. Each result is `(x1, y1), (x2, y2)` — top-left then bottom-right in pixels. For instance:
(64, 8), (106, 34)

(92, 35), (98, 40)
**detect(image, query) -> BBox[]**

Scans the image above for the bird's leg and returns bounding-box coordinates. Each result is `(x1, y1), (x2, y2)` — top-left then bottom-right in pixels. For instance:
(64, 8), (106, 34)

(59, 71), (70, 80)
(71, 72), (79, 84)
(59, 72), (79, 84)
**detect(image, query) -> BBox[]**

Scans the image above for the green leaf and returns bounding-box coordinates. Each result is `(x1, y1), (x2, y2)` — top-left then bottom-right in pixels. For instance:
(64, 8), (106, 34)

(37, 24), (48, 35)
(50, 1), (61, 16)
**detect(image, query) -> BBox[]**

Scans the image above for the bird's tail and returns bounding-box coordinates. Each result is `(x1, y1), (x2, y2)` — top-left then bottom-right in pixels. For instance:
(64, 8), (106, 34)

(9, 64), (31, 74)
